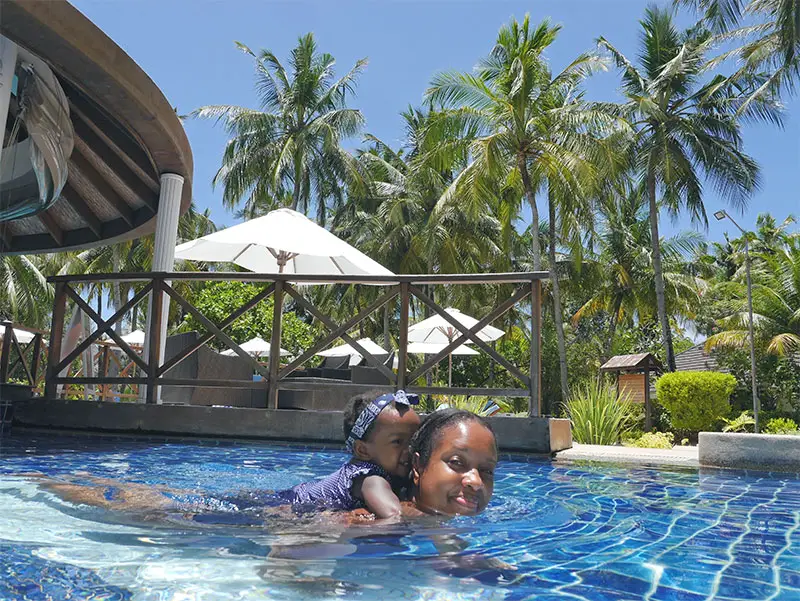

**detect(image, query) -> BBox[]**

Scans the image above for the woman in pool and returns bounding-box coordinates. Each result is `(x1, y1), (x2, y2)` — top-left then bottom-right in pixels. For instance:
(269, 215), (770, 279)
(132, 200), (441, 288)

(395, 407), (497, 518)
(38, 408), (498, 523)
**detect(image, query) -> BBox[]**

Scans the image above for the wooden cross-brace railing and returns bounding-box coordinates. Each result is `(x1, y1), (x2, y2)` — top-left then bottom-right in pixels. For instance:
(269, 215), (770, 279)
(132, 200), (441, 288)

(43, 271), (547, 415)
(0, 321), (46, 388)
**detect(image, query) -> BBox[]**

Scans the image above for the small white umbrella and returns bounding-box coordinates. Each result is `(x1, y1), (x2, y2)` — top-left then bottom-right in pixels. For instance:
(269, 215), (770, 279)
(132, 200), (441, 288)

(104, 329), (145, 350)
(408, 308), (504, 344)
(408, 308), (503, 387)
(407, 341), (480, 387)
(0, 327), (37, 344)
(317, 337), (391, 367)
(407, 341), (480, 356)
(174, 208), (394, 277)
(120, 329), (145, 347)
(220, 336), (290, 358)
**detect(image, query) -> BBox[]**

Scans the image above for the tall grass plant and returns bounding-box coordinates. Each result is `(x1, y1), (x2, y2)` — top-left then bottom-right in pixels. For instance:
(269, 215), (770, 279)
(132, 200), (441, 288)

(565, 380), (636, 445)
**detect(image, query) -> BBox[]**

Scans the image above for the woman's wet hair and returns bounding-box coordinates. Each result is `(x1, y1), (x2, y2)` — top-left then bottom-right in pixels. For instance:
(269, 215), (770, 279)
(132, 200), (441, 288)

(342, 390), (386, 440)
(409, 408), (496, 467)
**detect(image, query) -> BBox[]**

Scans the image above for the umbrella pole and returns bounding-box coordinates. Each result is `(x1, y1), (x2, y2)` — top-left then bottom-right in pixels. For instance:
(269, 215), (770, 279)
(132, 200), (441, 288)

(448, 354), (452, 388)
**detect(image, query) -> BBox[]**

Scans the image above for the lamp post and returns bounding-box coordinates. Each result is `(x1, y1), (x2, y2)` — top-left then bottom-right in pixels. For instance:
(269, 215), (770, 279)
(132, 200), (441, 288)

(714, 210), (759, 433)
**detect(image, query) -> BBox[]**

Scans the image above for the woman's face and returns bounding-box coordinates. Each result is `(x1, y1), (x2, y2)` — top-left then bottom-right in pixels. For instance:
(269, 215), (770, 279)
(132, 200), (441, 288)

(412, 420), (498, 516)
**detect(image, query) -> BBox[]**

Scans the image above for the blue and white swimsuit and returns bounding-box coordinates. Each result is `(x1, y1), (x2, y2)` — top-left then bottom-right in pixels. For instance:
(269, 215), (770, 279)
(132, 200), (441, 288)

(206, 460), (395, 515)
(279, 459), (391, 511)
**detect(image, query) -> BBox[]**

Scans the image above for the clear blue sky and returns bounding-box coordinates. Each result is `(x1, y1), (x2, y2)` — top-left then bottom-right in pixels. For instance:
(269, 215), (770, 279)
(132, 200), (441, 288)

(72, 0), (799, 244)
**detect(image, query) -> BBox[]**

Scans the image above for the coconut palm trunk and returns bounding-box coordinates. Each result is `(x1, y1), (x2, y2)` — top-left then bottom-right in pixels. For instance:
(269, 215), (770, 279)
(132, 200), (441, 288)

(519, 158), (542, 271)
(647, 168), (676, 371)
(548, 189), (570, 399)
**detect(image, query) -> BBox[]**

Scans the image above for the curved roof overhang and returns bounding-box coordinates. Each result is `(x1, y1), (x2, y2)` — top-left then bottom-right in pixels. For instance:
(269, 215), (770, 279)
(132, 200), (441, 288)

(0, 0), (193, 254)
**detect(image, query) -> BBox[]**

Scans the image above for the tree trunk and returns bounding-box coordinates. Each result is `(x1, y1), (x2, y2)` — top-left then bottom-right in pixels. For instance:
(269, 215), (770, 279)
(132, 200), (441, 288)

(112, 246), (123, 335)
(548, 189), (570, 401)
(383, 305), (390, 349)
(518, 156), (541, 271)
(292, 156), (302, 212)
(604, 296), (623, 363)
(647, 168), (676, 371)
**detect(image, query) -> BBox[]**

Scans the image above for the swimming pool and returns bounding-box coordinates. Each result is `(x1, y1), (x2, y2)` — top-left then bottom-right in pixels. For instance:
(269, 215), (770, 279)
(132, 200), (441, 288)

(0, 433), (798, 601)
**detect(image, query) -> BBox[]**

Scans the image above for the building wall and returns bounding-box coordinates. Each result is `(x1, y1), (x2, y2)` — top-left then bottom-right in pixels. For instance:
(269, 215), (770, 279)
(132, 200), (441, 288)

(619, 373), (646, 404)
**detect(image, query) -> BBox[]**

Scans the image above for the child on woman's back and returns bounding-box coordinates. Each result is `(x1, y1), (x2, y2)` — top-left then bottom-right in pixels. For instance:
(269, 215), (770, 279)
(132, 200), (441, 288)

(274, 390), (421, 518)
(34, 390), (421, 520)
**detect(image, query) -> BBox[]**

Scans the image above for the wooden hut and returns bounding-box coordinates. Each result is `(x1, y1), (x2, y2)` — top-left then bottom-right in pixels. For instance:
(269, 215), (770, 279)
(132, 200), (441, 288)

(600, 353), (664, 430)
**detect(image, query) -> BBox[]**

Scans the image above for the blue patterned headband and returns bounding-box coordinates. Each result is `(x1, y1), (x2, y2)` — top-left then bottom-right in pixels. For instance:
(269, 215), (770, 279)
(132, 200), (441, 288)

(345, 390), (419, 452)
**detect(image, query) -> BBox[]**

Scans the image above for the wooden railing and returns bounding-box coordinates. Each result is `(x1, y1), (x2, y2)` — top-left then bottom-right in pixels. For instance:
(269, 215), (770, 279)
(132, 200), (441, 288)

(44, 271), (546, 415)
(0, 321), (47, 393)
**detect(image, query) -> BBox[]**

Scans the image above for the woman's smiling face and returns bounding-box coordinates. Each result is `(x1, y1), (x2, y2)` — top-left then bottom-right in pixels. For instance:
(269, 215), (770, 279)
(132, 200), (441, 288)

(412, 420), (498, 516)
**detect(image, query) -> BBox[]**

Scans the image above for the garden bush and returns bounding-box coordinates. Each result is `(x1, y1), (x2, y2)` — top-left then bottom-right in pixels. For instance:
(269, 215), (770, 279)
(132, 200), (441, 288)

(623, 431), (675, 449)
(722, 410), (755, 433)
(655, 371), (736, 432)
(762, 417), (799, 435)
(565, 380), (636, 445)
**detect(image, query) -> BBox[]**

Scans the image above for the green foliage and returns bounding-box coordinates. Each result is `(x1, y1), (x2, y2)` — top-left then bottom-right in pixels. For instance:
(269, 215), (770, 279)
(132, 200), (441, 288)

(655, 372), (737, 432)
(624, 431), (675, 449)
(193, 34), (367, 224)
(565, 380), (636, 445)
(722, 410), (756, 433)
(432, 395), (504, 416)
(179, 281), (315, 355)
(762, 417), (799, 435)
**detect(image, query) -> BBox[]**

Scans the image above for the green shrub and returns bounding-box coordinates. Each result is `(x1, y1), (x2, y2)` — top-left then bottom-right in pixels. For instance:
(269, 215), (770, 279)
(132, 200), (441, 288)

(762, 417), (799, 435)
(722, 410), (755, 433)
(655, 372), (736, 432)
(624, 431), (675, 449)
(565, 380), (636, 445)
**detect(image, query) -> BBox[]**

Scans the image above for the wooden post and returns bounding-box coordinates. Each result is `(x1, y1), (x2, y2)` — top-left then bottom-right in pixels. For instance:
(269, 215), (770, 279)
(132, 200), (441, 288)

(100, 345), (109, 401)
(145, 278), (164, 404)
(529, 279), (542, 417)
(644, 363), (652, 431)
(45, 283), (68, 399)
(397, 282), (410, 391)
(267, 280), (284, 409)
(31, 333), (43, 388)
(0, 322), (12, 383)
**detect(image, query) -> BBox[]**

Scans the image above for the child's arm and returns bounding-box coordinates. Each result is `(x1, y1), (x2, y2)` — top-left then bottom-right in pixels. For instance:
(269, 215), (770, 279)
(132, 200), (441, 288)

(357, 475), (402, 519)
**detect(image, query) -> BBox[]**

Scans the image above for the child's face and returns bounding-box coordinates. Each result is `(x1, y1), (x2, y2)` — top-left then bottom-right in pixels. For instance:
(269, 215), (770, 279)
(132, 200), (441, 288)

(359, 404), (421, 478)
(412, 421), (497, 516)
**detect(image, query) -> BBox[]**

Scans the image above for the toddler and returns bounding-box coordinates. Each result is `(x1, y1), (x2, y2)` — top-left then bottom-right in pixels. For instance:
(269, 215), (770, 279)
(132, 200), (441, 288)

(272, 389), (421, 518)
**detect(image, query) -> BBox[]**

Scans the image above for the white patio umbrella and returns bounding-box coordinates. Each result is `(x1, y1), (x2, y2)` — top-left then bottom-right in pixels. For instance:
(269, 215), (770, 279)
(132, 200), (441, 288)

(174, 208), (394, 277)
(220, 336), (290, 358)
(317, 337), (392, 367)
(0, 327), (37, 344)
(407, 342), (480, 387)
(120, 329), (145, 347)
(104, 329), (145, 350)
(408, 308), (504, 344)
(408, 307), (504, 387)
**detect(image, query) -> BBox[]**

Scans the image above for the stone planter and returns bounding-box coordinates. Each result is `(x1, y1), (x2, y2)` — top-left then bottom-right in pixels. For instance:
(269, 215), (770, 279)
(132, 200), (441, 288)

(0, 383), (35, 402)
(699, 432), (800, 472)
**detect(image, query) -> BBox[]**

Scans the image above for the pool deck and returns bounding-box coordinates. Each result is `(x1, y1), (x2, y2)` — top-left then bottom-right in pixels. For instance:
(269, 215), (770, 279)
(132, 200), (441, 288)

(555, 443), (699, 468)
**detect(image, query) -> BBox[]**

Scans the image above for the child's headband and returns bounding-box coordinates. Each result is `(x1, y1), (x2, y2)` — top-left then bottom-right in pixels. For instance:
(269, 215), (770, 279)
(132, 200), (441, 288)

(345, 390), (419, 452)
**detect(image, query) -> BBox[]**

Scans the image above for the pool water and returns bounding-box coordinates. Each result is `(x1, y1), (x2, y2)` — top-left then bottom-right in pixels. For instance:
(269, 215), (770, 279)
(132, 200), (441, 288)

(0, 433), (799, 601)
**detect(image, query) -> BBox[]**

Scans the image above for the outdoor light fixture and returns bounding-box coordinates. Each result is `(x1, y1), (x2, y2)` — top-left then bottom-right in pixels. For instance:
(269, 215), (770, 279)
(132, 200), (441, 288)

(714, 209), (760, 432)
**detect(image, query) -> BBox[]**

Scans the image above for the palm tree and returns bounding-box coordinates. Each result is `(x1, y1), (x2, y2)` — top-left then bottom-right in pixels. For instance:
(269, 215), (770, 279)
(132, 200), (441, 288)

(329, 107), (503, 341)
(572, 184), (705, 361)
(678, 0), (800, 102)
(598, 6), (765, 370)
(0, 254), (54, 329)
(706, 221), (800, 356)
(194, 34), (367, 224)
(425, 15), (619, 399)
